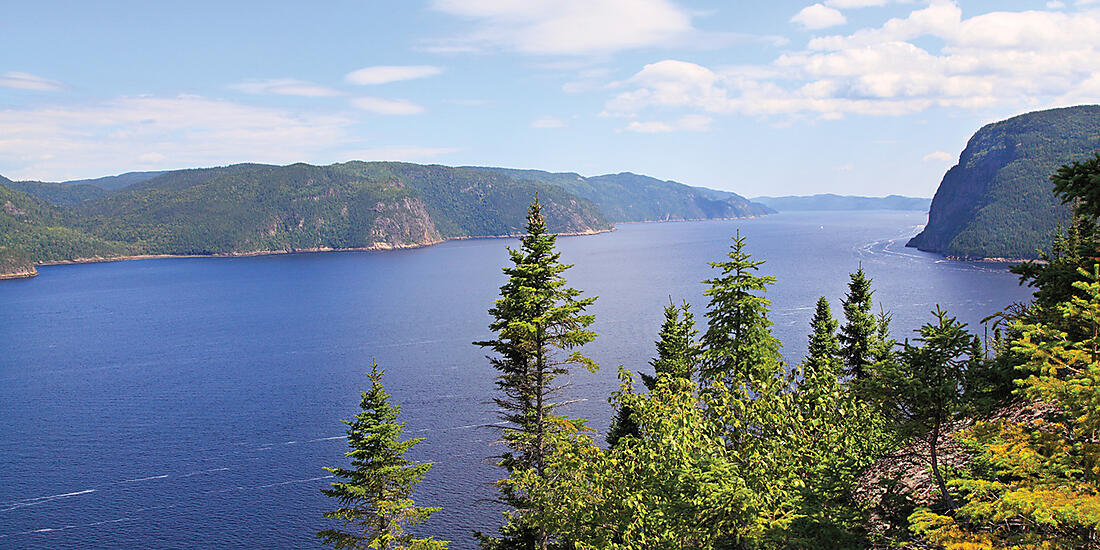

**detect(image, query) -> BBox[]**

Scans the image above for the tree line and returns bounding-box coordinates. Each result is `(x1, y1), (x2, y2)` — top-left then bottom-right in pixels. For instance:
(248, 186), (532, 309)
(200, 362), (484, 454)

(315, 154), (1100, 549)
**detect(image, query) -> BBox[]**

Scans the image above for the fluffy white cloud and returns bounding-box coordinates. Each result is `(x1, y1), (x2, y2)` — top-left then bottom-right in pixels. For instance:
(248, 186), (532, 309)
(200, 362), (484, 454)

(429, 0), (697, 55)
(350, 96), (426, 115)
(229, 78), (341, 97)
(0, 95), (353, 181)
(0, 72), (63, 91)
(792, 4), (848, 29)
(531, 116), (566, 128)
(605, 2), (1100, 121)
(345, 65), (442, 85)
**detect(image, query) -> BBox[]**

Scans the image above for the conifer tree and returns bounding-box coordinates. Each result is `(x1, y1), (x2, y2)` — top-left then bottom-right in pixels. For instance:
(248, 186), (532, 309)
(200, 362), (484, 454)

(474, 197), (597, 550)
(608, 299), (697, 448)
(699, 230), (782, 390)
(869, 307), (980, 510)
(318, 361), (446, 550)
(839, 268), (878, 380)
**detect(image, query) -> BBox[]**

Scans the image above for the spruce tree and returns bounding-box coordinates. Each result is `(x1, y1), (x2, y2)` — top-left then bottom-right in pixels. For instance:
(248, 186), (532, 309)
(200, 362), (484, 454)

(317, 361), (446, 550)
(474, 197), (597, 550)
(839, 267), (878, 380)
(699, 230), (782, 390)
(608, 299), (697, 448)
(640, 299), (698, 391)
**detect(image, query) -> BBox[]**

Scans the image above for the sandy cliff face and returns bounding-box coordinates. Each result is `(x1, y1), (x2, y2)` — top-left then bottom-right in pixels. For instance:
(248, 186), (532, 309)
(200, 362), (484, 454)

(368, 197), (443, 248)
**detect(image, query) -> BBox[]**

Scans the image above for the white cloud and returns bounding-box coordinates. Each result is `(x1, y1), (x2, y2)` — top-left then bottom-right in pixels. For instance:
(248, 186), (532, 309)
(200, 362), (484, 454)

(0, 72), (63, 91)
(229, 78), (341, 97)
(624, 114), (712, 133)
(531, 116), (566, 128)
(350, 96), (426, 115)
(345, 65), (442, 85)
(923, 151), (954, 162)
(604, 2), (1100, 121)
(1046, 1), (1065, 8)
(792, 4), (848, 30)
(826, 0), (888, 8)
(341, 146), (460, 161)
(429, 0), (697, 55)
(0, 95), (353, 181)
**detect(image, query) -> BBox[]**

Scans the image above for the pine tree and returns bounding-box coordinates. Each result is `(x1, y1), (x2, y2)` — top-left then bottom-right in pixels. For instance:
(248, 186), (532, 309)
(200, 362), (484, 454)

(318, 361), (447, 550)
(474, 197), (597, 550)
(699, 230), (782, 390)
(839, 267), (878, 380)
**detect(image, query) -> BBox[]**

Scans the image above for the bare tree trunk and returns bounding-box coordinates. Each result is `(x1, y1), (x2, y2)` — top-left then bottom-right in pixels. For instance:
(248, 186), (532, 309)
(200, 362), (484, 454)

(930, 421), (956, 510)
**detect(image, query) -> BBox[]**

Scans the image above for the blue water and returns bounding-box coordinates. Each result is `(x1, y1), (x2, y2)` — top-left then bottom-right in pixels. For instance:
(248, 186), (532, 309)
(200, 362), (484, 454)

(0, 211), (1035, 549)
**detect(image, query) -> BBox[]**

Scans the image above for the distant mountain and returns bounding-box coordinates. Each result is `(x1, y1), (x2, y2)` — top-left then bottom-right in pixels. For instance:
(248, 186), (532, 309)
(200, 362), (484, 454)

(1, 161), (768, 278)
(63, 170), (167, 190)
(907, 105), (1100, 259)
(6, 180), (110, 206)
(473, 168), (773, 222)
(752, 194), (930, 212)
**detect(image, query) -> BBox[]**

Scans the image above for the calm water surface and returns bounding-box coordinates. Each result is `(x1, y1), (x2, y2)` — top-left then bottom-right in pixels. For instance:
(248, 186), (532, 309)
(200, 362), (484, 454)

(0, 211), (1035, 549)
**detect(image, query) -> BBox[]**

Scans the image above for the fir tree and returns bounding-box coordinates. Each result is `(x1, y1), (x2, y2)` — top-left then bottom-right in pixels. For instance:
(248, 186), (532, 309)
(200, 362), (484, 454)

(839, 267), (878, 380)
(474, 196), (597, 550)
(699, 230), (782, 390)
(318, 361), (446, 550)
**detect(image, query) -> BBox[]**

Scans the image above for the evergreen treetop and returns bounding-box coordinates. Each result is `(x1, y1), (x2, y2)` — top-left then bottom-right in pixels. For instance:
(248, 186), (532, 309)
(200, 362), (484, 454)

(318, 361), (446, 550)
(699, 230), (782, 390)
(839, 267), (878, 380)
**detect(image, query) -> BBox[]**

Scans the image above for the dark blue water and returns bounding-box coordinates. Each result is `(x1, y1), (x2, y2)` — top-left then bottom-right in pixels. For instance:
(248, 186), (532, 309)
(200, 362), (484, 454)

(0, 212), (1034, 549)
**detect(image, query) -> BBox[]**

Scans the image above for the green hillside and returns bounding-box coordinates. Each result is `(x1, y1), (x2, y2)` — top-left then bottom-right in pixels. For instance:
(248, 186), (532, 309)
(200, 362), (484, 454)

(472, 167), (772, 222)
(908, 105), (1100, 259)
(6, 180), (110, 206)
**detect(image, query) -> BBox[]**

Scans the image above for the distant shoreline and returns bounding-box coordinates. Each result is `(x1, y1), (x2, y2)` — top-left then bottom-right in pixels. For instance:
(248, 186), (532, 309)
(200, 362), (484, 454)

(20, 226), (618, 274)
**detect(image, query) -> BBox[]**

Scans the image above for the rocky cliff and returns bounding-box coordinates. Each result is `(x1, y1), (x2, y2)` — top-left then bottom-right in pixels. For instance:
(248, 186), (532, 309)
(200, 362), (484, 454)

(907, 105), (1100, 259)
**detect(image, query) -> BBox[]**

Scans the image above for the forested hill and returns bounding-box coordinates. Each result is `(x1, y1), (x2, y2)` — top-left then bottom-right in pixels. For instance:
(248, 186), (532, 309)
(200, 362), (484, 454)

(0, 161), (766, 277)
(472, 167), (773, 221)
(752, 194), (930, 212)
(907, 105), (1100, 259)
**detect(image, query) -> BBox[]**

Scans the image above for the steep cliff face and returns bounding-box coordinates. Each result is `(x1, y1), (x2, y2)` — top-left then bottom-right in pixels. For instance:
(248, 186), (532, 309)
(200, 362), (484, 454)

(368, 197), (443, 248)
(907, 105), (1100, 259)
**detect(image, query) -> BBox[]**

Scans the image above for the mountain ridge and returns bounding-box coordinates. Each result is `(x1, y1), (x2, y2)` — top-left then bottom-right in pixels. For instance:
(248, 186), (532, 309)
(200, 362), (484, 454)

(907, 105), (1100, 260)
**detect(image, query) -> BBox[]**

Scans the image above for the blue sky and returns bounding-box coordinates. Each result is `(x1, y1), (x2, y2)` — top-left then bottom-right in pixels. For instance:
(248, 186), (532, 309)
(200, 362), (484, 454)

(2, 0), (1098, 197)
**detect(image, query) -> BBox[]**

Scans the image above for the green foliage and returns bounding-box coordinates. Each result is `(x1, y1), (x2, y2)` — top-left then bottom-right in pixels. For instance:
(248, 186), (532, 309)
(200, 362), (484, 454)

(608, 299), (698, 448)
(912, 266), (1100, 548)
(318, 361), (447, 550)
(869, 307), (982, 510)
(699, 230), (783, 390)
(839, 268), (880, 381)
(1052, 152), (1100, 219)
(5, 180), (109, 206)
(473, 197), (598, 550)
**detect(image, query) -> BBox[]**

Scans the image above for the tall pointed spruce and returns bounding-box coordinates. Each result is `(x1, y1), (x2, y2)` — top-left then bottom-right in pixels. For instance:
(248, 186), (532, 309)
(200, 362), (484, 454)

(474, 196), (597, 550)
(700, 230), (782, 389)
(839, 267), (878, 380)
(608, 298), (697, 448)
(318, 361), (447, 550)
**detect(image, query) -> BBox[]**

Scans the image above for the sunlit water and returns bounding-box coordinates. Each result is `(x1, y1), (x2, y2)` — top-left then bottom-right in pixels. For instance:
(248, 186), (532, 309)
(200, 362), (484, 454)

(0, 211), (1035, 549)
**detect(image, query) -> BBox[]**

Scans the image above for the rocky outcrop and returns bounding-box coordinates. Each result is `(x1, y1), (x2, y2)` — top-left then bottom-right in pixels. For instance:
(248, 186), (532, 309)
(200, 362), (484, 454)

(907, 105), (1100, 260)
(368, 197), (443, 248)
(0, 246), (38, 280)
